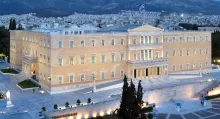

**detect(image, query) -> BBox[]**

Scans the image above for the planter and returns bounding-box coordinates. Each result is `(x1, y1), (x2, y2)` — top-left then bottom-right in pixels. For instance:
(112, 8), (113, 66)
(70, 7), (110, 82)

(0, 71), (17, 76)
(16, 84), (39, 91)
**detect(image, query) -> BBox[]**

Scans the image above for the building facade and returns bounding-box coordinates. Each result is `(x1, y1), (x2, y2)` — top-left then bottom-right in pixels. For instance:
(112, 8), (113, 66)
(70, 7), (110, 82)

(10, 25), (212, 94)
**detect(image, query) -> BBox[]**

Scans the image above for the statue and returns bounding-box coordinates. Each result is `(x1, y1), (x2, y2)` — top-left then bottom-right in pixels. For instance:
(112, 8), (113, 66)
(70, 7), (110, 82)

(6, 90), (10, 101)
(6, 90), (13, 107)
(4, 56), (8, 63)
(92, 77), (96, 93)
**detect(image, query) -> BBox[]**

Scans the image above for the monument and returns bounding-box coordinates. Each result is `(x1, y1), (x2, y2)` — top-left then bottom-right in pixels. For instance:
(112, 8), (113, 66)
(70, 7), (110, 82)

(92, 78), (96, 93)
(6, 90), (14, 107)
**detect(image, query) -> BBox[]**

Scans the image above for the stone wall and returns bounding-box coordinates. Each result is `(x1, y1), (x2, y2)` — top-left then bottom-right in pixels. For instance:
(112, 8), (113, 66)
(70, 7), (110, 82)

(144, 81), (211, 104)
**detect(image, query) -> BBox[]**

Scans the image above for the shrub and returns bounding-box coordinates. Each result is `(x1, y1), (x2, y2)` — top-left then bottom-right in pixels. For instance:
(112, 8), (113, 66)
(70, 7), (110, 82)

(65, 102), (69, 107)
(205, 94), (220, 100)
(147, 113), (153, 119)
(76, 99), (81, 105)
(42, 107), (46, 112)
(88, 98), (91, 103)
(141, 107), (153, 113)
(54, 104), (58, 110)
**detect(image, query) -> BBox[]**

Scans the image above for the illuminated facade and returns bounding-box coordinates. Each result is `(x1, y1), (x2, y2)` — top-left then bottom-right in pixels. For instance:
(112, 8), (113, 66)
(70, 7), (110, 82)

(10, 25), (211, 93)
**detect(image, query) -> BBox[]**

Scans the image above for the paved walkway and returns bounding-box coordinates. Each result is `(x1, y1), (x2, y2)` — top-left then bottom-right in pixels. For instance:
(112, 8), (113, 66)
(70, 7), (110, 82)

(157, 99), (220, 119)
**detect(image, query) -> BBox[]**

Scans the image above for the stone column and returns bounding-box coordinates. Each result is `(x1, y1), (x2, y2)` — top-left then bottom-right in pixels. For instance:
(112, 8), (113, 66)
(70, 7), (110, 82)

(139, 50), (141, 61)
(147, 50), (150, 60)
(128, 51), (130, 60)
(156, 67), (158, 77)
(152, 67), (154, 78)
(152, 50), (154, 60)
(144, 68), (146, 79)
(128, 68), (130, 79)
(140, 68), (142, 80)
(148, 67), (150, 79)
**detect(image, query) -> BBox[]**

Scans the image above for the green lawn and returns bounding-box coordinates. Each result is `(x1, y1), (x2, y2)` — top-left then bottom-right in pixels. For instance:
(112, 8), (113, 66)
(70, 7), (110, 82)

(18, 80), (39, 89)
(205, 94), (220, 100)
(0, 92), (5, 99)
(0, 68), (19, 74)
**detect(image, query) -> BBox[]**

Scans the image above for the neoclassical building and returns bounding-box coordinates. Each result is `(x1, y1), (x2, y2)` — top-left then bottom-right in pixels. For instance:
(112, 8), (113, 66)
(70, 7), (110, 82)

(10, 25), (211, 94)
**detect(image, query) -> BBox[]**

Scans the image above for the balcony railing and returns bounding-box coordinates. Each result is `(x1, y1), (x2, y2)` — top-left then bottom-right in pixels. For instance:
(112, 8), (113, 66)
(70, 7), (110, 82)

(128, 43), (163, 50)
(127, 58), (168, 68)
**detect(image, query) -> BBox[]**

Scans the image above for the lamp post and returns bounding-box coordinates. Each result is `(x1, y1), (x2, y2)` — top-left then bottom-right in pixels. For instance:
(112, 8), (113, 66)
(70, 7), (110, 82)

(92, 76), (96, 93)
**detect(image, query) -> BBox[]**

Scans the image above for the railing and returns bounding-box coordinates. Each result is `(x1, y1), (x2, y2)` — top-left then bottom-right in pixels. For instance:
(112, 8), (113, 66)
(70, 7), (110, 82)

(128, 43), (163, 50)
(128, 58), (168, 64)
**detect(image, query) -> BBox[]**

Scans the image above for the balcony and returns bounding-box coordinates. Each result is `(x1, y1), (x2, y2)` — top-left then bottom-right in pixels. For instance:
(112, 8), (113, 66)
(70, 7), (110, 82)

(127, 58), (168, 68)
(128, 43), (163, 50)
(22, 55), (38, 64)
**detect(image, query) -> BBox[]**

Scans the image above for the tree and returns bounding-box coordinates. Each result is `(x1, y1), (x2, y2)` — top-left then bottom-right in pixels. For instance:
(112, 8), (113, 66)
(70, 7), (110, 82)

(76, 99), (81, 105)
(127, 79), (140, 119)
(42, 107), (46, 112)
(137, 80), (144, 107)
(9, 18), (16, 30)
(87, 98), (91, 103)
(118, 75), (129, 118)
(54, 104), (58, 110)
(17, 24), (23, 30)
(65, 102), (69, 107)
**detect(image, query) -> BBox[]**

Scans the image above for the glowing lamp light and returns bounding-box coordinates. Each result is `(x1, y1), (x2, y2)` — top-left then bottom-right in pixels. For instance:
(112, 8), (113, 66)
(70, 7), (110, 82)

(92, 112), (97, 118)
(84, 114), (89, 119)
(107, 109), (112, 115)
(24, 110), (28, 112)
(99, 111), (104, 116)
(77, 114), (82, 119)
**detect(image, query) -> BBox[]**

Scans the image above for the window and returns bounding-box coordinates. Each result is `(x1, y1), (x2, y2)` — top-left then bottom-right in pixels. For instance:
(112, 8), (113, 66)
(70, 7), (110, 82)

(80, 74), (85, 81)
(133, 39), (137, 45)
(172, 50), (176, 56)
(69, 57), (74, 65)
(149, 50), (152, 59)
(58, 40), (63, 48)
(69, 40), (74, 48)
(187, 37), (189, 42)
(165, 50), (168, 57)
(200, 63), (203, 68)
(172, 37), (176, 43)
(206, 49), (208, 54)
(193, 63), (196, 68)
(101, 55), (105, 63)
(186, 49), (189, 56)
(180, 37), (183, 43)
(165, 37), (168, 43)
(91, 40), (96, 46)
(111, 71), (115, 78)
(120, 53), (124, 61)
(145, 50), (148, 59)
(111, 39), (115, 45)
(120, 39), (124, 45)
(91, 55), (96, 64)
(111, 54), (115, 62)
(193, 36), (196, 42)
(58, 76), (63, 84)
(193, 49), (196, 55)
(145, 36), (148, 44)
(81, 40), (85, 47)
(120, 70), (124, 77)
(91, 73), (96, 80)
(101, 40), (105, 46)
(155, 37), (159, 44)
(206, 36), (208, 41)
(69, 75), (74, 82)
(172, 65), (176, 71)
(179, 64), (183, 71)
(58, 58), (62, 66)
(180, 50), (183, 56)
(141, 36), (144, 44)
(101, 72), (105, 79)
(81, 56), (85, 64)
(186, 63), (190, 69)
(206, 61), (209, 67)
(149, 36), (152, 44)
(134, 52), (137, 60)
(200, 49), (202, 54)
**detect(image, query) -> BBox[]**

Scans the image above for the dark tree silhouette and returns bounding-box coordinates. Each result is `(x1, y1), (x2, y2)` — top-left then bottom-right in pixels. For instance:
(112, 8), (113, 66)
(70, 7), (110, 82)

(17, 24), (23, 30)
(137, 80), (144, 107)
(9, 18), (16, 30)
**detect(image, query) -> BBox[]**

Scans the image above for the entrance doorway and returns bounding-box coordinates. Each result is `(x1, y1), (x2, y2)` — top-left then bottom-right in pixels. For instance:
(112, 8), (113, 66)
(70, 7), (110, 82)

(31, 64), (37, 80)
